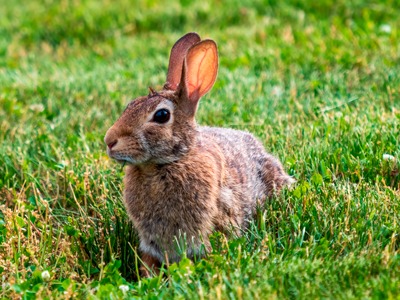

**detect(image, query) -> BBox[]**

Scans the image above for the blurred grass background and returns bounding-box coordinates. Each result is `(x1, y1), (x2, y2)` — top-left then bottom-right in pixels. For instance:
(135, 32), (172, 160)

(0, 0), (399, 298)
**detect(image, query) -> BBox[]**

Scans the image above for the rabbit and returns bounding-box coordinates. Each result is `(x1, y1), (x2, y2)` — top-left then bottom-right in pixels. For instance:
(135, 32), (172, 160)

(104, 32), (294, 276)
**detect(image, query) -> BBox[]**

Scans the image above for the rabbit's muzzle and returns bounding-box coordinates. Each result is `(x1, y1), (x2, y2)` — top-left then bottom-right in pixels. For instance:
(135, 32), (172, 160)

(104, 126), (148, 165)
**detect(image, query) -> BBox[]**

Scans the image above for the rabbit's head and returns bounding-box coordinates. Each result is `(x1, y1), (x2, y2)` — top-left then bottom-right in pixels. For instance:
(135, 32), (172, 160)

(104, 33), (218, 165)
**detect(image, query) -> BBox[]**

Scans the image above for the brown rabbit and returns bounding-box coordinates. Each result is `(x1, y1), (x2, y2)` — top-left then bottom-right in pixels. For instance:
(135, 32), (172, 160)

(104, 32), (294, 276)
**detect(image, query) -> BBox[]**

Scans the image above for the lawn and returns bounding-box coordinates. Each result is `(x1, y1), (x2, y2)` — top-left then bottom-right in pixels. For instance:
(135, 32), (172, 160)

(0, 0), (399, 298)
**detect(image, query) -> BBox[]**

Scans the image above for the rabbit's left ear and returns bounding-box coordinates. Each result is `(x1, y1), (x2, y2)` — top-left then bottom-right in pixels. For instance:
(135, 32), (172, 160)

(165, 32), (201, 91)
(180, 40), (218, 108)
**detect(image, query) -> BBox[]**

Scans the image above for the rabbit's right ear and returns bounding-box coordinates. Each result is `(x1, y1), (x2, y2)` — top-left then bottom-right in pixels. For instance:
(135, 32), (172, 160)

(165, 32), (201, 91)
(178, 40), (218, 116)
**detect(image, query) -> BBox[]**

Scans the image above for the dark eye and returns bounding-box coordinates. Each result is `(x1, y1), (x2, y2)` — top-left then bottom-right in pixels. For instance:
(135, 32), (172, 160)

(153, 109), (170, 124)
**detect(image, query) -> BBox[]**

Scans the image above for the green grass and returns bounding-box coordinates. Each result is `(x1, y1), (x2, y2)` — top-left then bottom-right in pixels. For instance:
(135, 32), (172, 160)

(1, 0), (399, 298)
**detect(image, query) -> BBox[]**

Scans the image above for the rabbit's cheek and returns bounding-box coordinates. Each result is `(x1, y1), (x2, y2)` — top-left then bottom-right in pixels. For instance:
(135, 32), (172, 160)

(134, 133), (151, 155)
(143, 125), (174, 149)
(143, 126), (168, 143)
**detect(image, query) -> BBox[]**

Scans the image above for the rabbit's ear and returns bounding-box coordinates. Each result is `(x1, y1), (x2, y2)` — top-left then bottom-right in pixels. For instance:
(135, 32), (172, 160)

(181, 40), (218, 106)
(165, 32), (201, 91)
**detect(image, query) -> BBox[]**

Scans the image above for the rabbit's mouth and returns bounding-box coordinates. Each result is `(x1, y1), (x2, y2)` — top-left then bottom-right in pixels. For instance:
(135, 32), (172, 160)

(108, 150), (148, 165)
(112, 156), (136, 165)
(115, 158), (129, 165)
(107, 149), (135, 164)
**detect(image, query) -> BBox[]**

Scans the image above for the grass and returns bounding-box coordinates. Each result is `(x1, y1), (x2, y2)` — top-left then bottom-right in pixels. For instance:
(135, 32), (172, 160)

(0, 0), (399, 298)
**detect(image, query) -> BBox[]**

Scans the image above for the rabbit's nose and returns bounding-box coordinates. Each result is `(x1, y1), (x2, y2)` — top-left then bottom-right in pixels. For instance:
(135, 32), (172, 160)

(107, 140), (118, 150)
(104, 128), (118, 149)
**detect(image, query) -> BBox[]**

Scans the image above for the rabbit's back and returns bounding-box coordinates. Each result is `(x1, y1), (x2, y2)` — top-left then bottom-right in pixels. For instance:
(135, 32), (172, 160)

(198, 127), (292, 226)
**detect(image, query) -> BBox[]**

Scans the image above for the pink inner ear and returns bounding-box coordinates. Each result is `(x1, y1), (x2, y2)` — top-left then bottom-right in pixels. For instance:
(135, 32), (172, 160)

(185, 40), (218, 101)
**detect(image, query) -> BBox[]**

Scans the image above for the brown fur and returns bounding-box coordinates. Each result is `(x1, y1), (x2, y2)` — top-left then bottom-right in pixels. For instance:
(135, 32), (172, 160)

(104, 33), (294, 276)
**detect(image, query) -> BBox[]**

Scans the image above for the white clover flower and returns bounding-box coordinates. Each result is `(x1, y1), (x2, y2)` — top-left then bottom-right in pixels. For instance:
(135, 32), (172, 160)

(271, 85), (283, 97)
(119, 285), (129, 293)
(29, 104), (45, 112)
(41, 270), (51, 281)
(380, 24), (391, 34)
(383, 154), (396, 161)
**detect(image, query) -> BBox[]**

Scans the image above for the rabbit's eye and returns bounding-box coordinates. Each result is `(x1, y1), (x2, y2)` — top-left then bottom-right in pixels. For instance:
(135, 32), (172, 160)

(153, 109), (170, 124)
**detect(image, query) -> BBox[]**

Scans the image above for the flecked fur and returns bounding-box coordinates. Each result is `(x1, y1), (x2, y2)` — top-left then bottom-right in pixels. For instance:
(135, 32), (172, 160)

(104, 33), (294, 274)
